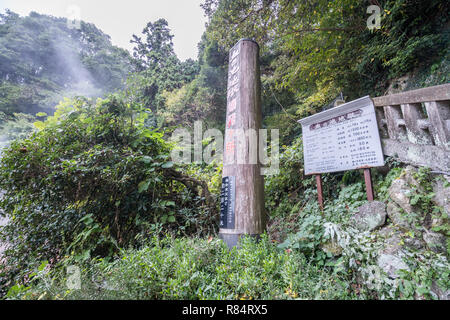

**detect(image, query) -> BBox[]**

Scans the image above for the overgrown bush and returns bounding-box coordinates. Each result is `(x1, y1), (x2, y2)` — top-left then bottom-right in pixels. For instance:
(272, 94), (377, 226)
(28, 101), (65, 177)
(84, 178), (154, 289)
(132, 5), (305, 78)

(0, 95), (216, 294)
(264, 136), (366, 242)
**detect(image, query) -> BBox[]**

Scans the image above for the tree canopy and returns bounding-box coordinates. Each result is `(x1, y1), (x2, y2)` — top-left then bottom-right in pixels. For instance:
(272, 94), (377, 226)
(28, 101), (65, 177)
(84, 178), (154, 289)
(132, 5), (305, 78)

(0, 10), (133, 115)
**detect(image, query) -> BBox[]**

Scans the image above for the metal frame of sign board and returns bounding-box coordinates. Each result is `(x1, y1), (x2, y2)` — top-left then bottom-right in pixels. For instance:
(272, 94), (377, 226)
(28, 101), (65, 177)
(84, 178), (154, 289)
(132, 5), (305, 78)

(297, 96), (384, 206)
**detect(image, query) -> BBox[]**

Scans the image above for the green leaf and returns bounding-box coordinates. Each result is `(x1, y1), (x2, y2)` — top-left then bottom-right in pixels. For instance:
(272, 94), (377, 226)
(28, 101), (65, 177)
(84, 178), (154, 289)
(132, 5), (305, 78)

(410, 195), (420, 205)
(33, 121), (45, 130)
(141, 156), (152, 164)
(161, 161), (173, 168)
(162, 200), (175, 207)
(38, 260), (48, 272)
(168, 215), (176, 223)
(277, 241), (290, 249)
(138, 180), (150, 193)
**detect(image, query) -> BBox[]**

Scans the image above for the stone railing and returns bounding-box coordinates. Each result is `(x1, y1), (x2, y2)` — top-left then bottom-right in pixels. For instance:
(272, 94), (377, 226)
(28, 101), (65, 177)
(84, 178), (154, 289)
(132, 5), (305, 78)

(372, 83), (450, 172)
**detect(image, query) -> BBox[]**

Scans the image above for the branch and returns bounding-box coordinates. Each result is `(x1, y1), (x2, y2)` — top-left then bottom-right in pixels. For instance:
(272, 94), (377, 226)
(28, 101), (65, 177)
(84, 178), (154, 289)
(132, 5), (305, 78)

(164, 168), (216, 209)
(284, 25), (366, 37)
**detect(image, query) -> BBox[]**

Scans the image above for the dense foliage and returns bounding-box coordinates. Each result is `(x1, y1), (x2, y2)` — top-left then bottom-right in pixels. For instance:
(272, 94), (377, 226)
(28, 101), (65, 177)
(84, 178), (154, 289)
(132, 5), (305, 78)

(1, 0), (449, 300)
(127, 18), (200, 123)
(0, 96), (216, 293)
(5, 236), (358, 300)
(155, 0), (449, 143)
(6, 167), (449, 300)
(0, 10), (133, 115)
(201, 0), (449, 103)
(0, 112), (36, 145)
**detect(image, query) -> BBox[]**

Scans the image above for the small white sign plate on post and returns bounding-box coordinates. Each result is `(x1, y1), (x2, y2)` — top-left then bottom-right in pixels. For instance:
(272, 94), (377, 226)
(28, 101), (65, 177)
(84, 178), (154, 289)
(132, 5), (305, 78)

(298, 96), (384, 175)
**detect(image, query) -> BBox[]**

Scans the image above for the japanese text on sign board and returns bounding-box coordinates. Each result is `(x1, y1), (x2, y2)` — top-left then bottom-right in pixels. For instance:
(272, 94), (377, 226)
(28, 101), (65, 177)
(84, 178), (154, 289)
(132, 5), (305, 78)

(219, 176), (235, 229)
(299, 96), (384, 175)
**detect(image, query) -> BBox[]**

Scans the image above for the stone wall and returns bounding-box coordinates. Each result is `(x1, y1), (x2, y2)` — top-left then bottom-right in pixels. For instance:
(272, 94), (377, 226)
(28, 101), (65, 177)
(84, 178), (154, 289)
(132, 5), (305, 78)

(351, 165), (449, 299)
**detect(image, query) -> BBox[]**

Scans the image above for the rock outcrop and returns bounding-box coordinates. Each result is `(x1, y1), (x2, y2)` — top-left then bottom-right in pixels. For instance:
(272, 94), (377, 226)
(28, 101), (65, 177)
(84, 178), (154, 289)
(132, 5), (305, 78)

(351, 201), (386, 232)
(376, 227), (410, 278)
(423, 230), (447, 254)
(351, 165), (448, 297)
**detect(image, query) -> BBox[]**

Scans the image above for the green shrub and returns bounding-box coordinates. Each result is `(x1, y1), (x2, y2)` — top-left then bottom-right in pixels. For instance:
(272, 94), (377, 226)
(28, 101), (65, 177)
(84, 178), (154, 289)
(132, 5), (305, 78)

(0, 95), (216, 294)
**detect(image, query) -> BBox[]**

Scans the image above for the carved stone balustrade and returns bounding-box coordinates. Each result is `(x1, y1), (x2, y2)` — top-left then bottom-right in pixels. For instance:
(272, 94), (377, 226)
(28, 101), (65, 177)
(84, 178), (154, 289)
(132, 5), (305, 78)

(372, 83), (450, 172)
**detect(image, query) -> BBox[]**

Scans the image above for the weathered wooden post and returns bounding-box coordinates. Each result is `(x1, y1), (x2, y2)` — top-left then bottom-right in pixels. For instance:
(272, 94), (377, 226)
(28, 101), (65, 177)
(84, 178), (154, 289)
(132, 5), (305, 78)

(219, 39), (265, 248)
(315, 174), (324, 211)
(363, 168), (374, 201)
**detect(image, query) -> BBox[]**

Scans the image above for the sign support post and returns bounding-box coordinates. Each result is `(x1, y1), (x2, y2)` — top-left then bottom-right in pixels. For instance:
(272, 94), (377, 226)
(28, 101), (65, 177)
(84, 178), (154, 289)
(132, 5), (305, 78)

(363, 168), (374, 201)
(315, 174), (324, 211)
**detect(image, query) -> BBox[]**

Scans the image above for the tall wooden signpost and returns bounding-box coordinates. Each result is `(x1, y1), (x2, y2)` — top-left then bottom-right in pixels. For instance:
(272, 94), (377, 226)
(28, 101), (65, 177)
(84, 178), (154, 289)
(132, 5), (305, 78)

(219, 39), (265, 248)
(298, 96), (384, 208)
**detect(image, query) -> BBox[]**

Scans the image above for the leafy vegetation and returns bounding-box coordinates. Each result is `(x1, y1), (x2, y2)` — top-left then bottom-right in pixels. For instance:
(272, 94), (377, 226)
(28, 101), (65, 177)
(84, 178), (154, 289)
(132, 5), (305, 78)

(6, 171), (449, 300)
(5, 236), (357, 300)
(0, 96), (216, 294)
(0, 112), (36, 145)
(126, 18), (200, 126)
(0, 10), (133, 116)
(1, 0), (449, 300)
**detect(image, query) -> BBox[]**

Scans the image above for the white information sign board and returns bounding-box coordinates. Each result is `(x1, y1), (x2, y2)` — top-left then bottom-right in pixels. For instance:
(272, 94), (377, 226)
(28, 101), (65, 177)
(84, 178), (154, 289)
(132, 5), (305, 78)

(298, 96), (384, 175)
